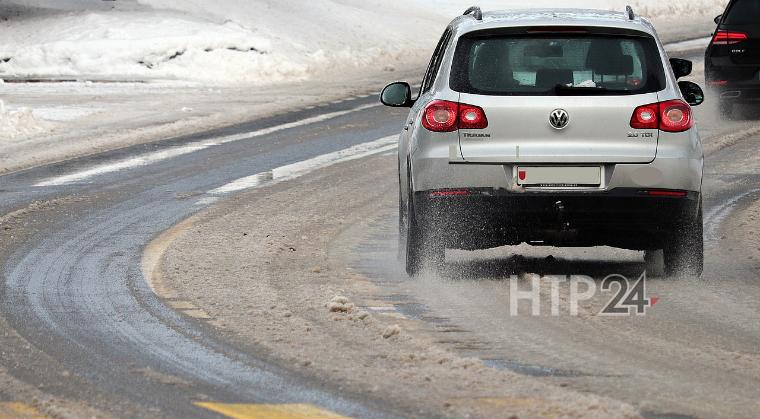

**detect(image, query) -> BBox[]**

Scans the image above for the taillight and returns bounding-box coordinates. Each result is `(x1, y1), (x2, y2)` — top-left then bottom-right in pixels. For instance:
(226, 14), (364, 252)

(712, 30), (748, 45)
(659, 100), (692, 132)
(630, 100), (692, 133)
(630, 104), (659, 129)
(422, 100), (488, 132)
(459, 104), (488, 129)
(422, 100), (458, 132)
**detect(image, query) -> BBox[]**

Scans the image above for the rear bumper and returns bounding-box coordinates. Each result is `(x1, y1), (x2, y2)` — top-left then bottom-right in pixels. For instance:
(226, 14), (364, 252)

(411, 130), (703, 193)
(414, 188), (700, 250)
(706, 65), (760, 102)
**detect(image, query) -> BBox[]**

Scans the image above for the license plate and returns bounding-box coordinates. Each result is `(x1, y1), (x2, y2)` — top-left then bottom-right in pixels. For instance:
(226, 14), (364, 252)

(517, 166), (601, 187)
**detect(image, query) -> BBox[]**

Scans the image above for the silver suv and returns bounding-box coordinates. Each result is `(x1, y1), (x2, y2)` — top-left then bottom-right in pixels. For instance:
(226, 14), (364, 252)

(381, 6), (705, 277)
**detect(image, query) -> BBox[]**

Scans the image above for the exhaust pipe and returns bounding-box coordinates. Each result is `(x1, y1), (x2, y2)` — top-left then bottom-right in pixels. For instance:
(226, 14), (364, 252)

(720, 90), (742, 99)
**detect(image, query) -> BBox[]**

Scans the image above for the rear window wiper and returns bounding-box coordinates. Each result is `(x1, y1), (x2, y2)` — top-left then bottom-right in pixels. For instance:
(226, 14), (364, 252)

(552, 84), (632, 95)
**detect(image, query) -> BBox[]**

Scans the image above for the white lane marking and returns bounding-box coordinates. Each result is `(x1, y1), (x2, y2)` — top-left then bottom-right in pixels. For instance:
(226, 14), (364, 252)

(34, 103), (379, 187)
(209, 136), (397, 195)
(207, 103), (377, 146)
(194, 196), (221, 207)
(36, 145), (209, 187)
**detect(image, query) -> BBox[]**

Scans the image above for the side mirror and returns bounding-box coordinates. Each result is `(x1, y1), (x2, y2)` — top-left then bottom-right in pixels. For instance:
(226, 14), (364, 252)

(679, 81), (704, 107)
(380, 82), (414, 107)
(670, 58), (692, 79)
(714, 14), (722, 24)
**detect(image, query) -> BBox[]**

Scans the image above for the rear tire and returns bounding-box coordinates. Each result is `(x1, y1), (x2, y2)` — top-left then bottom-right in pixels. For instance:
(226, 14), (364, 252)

(644, 249), (664, 277)
(405, 203), (423, 276)
(664, 203), (704, 278)
(404, 188), (444, 276)
(398, 177), (406, 261)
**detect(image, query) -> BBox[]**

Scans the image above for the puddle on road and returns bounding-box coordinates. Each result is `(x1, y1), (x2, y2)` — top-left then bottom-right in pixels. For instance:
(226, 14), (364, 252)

(482, 359), (589, 378)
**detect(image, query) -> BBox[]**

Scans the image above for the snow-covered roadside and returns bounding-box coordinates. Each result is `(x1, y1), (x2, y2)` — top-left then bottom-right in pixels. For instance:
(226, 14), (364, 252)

(0, 0), (440, 84)
(0, 12), (285, 83)
(0, 0), (439, 172)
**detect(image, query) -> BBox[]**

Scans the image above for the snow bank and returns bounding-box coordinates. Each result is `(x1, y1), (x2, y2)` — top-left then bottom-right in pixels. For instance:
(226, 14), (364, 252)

(0, 0), (726, 85)
(0, 100), (50, 140)
(0, 12), (306, 83)
(0, 0), (438, 84)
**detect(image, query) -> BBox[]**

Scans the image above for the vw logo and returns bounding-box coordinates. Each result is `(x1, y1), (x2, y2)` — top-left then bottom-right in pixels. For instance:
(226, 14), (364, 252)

(549, 109), (570, 130)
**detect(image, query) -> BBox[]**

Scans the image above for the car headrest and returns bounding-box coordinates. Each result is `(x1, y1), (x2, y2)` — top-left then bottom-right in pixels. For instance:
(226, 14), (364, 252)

(586, 40), (634, 75)
(471, 43), (503, 76)
(470, 42), (516, 90)
(535, 68), (574, 89)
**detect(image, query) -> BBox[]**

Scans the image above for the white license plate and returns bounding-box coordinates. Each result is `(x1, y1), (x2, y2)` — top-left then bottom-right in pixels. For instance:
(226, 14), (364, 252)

(517, 166), (601, 186)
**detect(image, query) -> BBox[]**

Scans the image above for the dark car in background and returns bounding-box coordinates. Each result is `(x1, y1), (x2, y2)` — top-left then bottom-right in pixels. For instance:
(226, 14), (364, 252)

(706, 0), (760, 117)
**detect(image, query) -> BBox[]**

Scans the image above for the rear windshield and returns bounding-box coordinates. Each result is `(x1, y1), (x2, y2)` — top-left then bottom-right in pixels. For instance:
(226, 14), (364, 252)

(724, 0), (760, 24)
(450, 33), (666, 96)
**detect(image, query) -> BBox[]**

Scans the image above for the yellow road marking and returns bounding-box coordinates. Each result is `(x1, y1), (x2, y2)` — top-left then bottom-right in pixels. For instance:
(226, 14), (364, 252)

(195, 402), (349, 419)
(0, 402), (46, 419)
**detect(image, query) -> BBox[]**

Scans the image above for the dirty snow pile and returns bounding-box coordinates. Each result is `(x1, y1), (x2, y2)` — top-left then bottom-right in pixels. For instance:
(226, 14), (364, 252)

(0, 0), (726, 85)
(0, 11), (292, 83)
(0, 0), (438, 84)
(0, 99), (50, 140)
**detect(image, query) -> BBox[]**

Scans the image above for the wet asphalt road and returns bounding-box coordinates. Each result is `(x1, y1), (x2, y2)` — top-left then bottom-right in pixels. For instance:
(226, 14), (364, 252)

(0, 96), (411, 418)
(1, 46), (759, 418)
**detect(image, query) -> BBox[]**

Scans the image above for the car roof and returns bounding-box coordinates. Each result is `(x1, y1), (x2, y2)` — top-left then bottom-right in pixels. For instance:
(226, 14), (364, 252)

(450, 8), (657, 37)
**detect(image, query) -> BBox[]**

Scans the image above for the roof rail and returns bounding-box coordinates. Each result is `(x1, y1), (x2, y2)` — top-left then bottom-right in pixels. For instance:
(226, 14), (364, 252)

(625, 5), (635, 20)
(463, 6), (482, 21)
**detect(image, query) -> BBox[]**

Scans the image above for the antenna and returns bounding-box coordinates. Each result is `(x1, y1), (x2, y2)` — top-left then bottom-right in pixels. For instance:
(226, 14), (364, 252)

(625, 5), (635, 20)
(463, 6), (483, 21)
